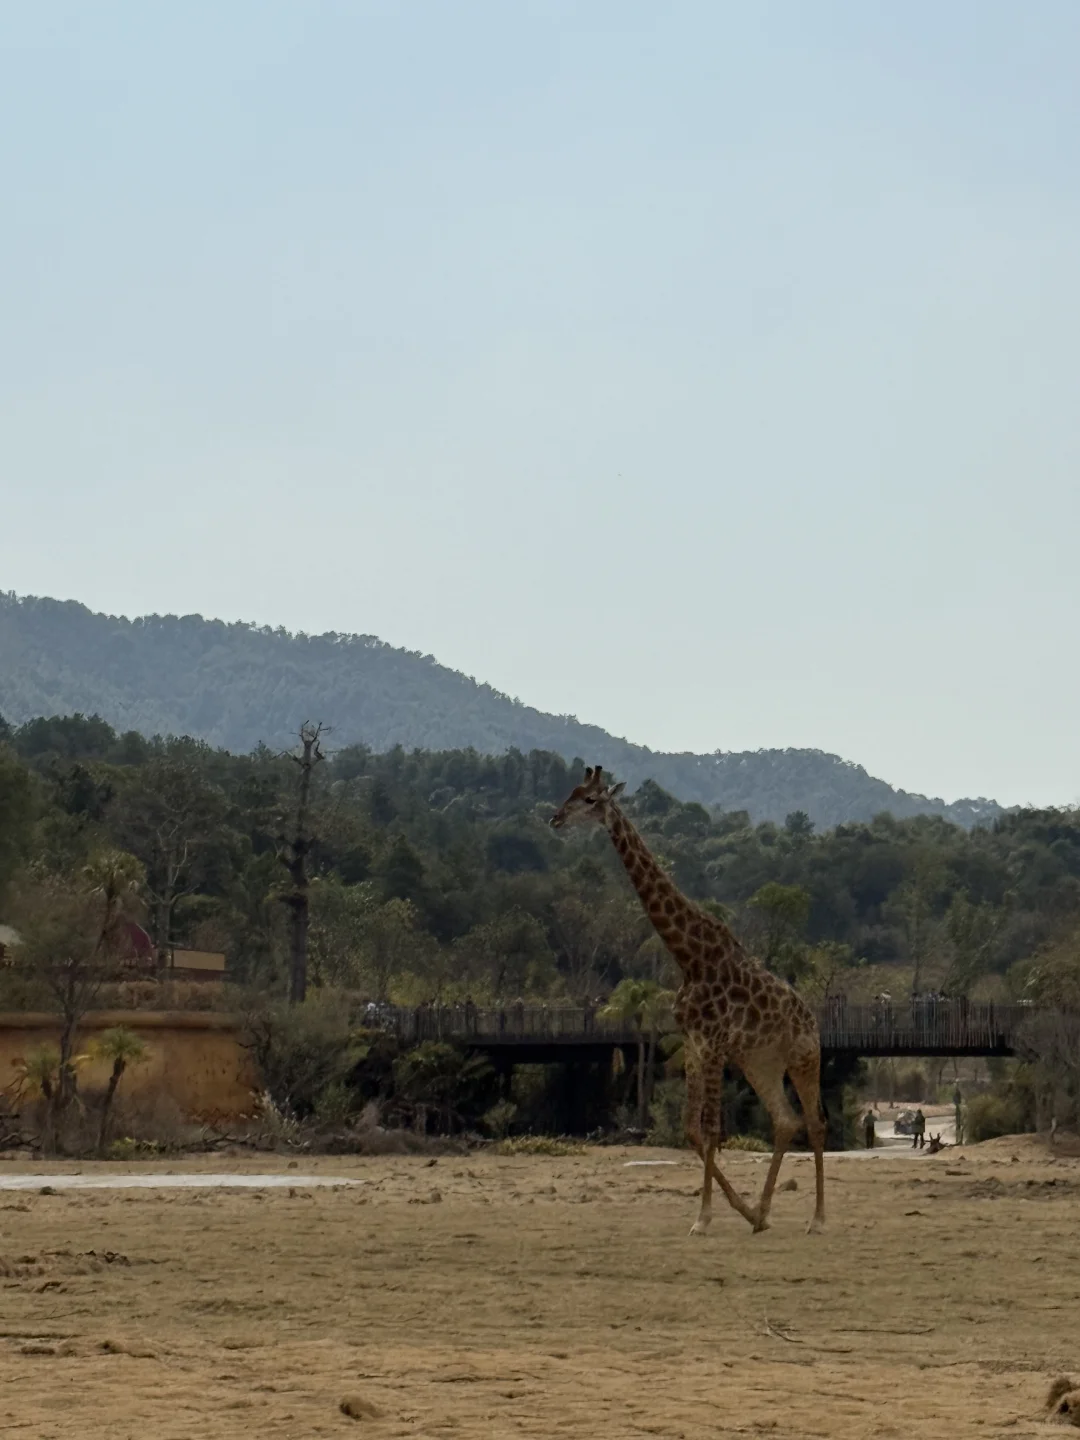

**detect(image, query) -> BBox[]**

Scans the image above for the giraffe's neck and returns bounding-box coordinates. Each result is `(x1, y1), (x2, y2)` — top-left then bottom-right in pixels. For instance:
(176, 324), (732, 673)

(604, 806), (742, 979)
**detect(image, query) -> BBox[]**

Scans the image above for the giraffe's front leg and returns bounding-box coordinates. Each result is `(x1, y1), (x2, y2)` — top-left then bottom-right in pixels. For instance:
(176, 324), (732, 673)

(684, 1058), (712, 1236)
(692, 1060), (732, 1235)
(698, 1060), (760, 1230)
(691, 1140), (717, 1236)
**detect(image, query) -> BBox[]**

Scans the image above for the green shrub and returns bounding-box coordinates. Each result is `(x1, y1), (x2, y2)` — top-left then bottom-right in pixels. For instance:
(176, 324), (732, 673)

(965, 1092), (1028, 1143)
(312, 1080), (356, 1130)
(962, 1061), (1037, 1142)
(106, 1136), (163, 1161)
(646, 1081), (775, 1153)
(840, 1084), (864, 1149)
(242, 991), (369, 1116)
(482, 1099), (517, 1139)
(647, 1078), (687, 1148)
(492, 1135), (585, 1156)
(724, 1134), (770, 1152)
(391, 1042), (492, 1134)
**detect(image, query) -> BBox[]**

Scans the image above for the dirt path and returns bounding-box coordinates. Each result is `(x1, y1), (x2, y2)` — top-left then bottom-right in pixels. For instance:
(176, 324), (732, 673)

(0, 1137), (1076, 1437)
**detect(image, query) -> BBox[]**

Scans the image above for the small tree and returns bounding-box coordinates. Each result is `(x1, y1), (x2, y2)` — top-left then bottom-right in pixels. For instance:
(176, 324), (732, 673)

(745, 883), (812, 983)
(884, 855), (946, 997)
(1017, 933), (1080, 1128)
(11, 1045), (61, 1108)
(550, 894), (644, 1002)
(601, 979), (675, 1129)
(391, 1041), (491, 1134)
(800, 941), (856, 1001)
(943, 892), (1006, 996)
(451, 909), (557, 1001)
(639, 984), (676, 1118)
(308, 877), (376, 987)
(9, 1045), (90, 1154)
(241, 989), (367, 1116)
(0, 744), (34, 901)
(356, 897), (434, 1002)
(114, 757), (224, 971)
(9, 850), (144, 1151)
(91, 1026), (149, 1156)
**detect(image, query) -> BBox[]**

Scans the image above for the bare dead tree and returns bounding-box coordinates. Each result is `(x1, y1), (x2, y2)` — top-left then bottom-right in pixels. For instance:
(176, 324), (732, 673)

(114, 757), (222, 972)
(280, 722), (328, 1004)
(1020, 1010), (1080, 1131)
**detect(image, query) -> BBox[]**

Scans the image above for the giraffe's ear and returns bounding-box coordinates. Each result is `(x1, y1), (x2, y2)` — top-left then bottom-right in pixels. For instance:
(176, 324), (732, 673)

(607, 781), (626, 800)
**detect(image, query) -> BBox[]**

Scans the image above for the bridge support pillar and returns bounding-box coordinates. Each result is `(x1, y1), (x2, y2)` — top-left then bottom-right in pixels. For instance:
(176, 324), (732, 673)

(553, 1060), (612, 1135)
(494, 1059), (515, 1101)
(819, 1053), (865, 1150)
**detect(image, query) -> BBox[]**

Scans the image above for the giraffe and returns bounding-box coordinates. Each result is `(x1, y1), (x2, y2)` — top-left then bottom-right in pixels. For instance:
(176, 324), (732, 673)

(550, 766), (826, 1236)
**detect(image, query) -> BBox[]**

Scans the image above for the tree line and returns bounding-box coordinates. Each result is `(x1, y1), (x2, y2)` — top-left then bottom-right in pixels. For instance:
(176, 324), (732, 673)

(1, 711), (1077, 1147)
(1, 710), (1077, 1012)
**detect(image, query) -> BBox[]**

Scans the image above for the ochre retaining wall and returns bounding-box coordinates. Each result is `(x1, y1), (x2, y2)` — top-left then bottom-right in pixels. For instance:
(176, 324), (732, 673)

(0, 1012), (258, 1121)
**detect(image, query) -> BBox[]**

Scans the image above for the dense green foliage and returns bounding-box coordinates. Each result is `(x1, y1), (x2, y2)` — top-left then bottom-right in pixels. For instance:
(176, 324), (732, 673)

(0, 593), (1004, 828)
(1, 711), (1077, 1010)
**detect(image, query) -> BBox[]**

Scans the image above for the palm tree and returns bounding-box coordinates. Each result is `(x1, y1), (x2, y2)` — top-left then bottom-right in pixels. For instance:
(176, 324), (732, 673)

(600, 979), (675, 1130)
(11, 1044), (88, 1153)
(659, 1028), (685, 1076)
(55, 850), (145, 1129)
(639, 985), (675, 1118)
(11, 1045), (61, 1106)
(91, 1027), (149, 1156)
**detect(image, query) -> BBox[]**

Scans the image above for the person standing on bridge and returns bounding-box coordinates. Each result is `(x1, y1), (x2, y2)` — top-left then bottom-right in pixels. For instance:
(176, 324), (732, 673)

(863, 1109), (876, 1150)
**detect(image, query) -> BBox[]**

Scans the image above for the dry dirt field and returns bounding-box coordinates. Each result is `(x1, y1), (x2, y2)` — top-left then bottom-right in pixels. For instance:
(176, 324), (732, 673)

(0, 1137), (1078, 1438)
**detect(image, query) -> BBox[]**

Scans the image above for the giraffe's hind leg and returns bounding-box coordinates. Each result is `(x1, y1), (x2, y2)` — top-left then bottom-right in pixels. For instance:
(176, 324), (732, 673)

(788, 1054), (826, 1233)
(739, 1056), (801, 1234)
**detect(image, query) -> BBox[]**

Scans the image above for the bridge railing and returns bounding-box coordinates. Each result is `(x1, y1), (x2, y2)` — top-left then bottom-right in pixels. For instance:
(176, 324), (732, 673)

(371, 999), (1040, 1053)
(815, 1001), (1025, 1052)
(387, 1004), (641, 1046)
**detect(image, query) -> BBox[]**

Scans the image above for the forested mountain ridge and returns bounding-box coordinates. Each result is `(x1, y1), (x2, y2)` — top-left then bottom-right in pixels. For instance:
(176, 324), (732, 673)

(0, 592), (1004, 829)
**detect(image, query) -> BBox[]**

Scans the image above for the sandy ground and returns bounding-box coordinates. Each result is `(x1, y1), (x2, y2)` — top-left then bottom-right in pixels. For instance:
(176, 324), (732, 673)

(0, 1138), (1077, 1438)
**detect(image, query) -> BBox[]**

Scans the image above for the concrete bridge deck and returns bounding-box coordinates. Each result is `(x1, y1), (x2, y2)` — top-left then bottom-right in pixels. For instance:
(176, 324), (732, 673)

(376, 1000), (1045, 1062)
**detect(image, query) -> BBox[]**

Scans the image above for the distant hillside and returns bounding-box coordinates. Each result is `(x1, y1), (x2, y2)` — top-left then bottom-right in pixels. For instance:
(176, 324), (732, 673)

(0, 593), (1004, 829)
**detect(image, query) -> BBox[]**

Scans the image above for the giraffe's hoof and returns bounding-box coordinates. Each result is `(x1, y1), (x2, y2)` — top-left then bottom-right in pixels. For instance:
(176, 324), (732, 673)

(689, 1218), (712, 1237)
(751, 1212), (771, 1234)
(805, 1215), (825, 1236)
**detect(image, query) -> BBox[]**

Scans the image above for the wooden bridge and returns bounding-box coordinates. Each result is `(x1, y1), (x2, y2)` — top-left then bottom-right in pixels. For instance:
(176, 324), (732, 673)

(375, 1000), (1044, 1064)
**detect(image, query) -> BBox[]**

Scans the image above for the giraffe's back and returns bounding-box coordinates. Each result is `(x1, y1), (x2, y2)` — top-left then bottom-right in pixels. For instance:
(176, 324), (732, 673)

(678, 959), (820, 1067)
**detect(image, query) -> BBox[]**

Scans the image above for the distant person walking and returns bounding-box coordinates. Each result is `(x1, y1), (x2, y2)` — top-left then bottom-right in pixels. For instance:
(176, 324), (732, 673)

(913, 1107), (926, 1149)
(863, 1110), (876, 1150)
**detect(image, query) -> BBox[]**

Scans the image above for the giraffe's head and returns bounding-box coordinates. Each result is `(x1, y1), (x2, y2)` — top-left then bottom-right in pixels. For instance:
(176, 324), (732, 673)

(549, 766), (626, 830)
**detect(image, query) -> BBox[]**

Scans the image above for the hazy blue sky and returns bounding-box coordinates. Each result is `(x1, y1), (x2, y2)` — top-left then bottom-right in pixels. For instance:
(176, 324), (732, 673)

(3, 2), (1078, 807)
